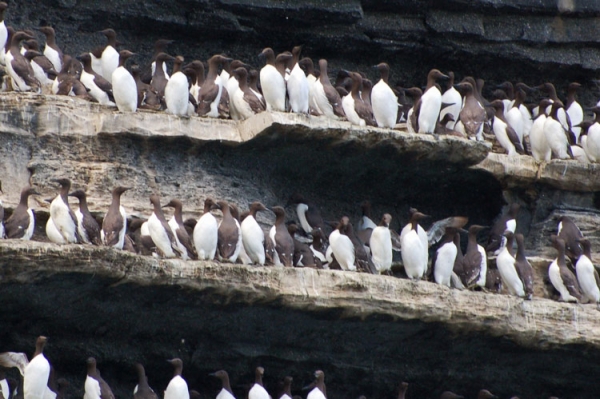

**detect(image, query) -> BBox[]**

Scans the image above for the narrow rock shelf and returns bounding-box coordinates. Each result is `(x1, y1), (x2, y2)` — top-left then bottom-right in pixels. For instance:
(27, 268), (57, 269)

(0, 240), (598, 350)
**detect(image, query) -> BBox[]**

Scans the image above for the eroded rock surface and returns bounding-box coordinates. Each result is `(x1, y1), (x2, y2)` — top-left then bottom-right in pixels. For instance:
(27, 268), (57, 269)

(0, 240), (599, 399)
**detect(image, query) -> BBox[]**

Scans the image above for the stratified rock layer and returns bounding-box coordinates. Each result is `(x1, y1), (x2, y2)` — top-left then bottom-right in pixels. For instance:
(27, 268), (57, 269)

(0, 240), (599, 399)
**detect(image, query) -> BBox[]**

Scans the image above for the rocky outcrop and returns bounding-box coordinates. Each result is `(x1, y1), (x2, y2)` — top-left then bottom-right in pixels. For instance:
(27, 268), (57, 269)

(0, 240), (599, 399)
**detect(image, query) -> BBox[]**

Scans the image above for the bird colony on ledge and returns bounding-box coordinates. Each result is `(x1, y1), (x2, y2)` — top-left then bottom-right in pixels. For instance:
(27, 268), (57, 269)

(0, 3), (598, 163)
(1, 179), (599, 309)
(0, 337), (543, 399)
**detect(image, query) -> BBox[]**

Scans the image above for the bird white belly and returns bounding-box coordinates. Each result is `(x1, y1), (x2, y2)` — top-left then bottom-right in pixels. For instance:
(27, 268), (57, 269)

(370, 226), (392, 272)
(232, 88), (254, 120)
(401, 230), (426, 279)
(418, 87), (442, 133)
(164, 376), (189, 399)
(493, 118), (517, 156)
(544, 118), (570, 159)
(112, 67), (137, 112)
(287, 64), (309, 113)
(44, 46), (61, 72)
(83, 376), (102, 399)
(434, 242), (457, 287)
(576, 255), (600, 302)
(46, 217), (65, 244)
(371, 81), (398, 128)
(506, 107), (524, 143)
(330, 233), (355, 271)
(24, 354), (50, 399)
(50, 197), (78, 243)
(165, 72), (190, 116)
(260, 65), (286, 112)
(496, 248), (524, 297)
(101, 46), (119, 82)
(241, 216), (265, 265)
(529, 115), (551, 162)
(193, 213), (218, 260)
(475, 245), (487, 287)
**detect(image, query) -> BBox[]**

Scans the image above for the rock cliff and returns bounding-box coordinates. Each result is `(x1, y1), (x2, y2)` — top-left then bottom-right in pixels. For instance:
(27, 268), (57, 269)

(0, 93), (599, 399)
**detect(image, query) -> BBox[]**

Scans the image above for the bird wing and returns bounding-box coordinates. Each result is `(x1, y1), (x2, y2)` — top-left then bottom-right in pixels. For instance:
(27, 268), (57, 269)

(175, 227), (197, 260)
(560, 267), (583, 301)
(594, 268), (600, 290)
(427, 216), (468, 247)
(83, 214), (102, 245)
(0, 352), (29, 376)
(462, 251), (482, 287)
(244, 90), (265, 114)
(4, 208), (30, 239)
(505, 124), (525, 154)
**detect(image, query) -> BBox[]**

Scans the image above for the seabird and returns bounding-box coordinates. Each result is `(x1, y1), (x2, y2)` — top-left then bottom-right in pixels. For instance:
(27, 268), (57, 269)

(193, 198), (219, 260)
(529, 98), (553, 163)
(313, 59), (344, 120)
(241, 202), (267, 265)
(397, 382), (409, 399)
(184, 60), (205, 102)
(286, 45), (309, 114)
(549, 235), (583, 302)
(37, 26), (62, 72)
(248, 367), (269, 399)
(164, 359), (189, 399)
(216, 200), (242, 263)
(454, 81), (486, 141)
(112, 50), (137, 112)
(165, 55), (191, 116)
(6, 31), (40, 92)
(342, 71), (375, 127)
(566, 82), (583, 141)
(230, 67), (265, 120)
(279, 376), (292, 399)
(163, 198), (197, 260)
(286, 193), (329, 236)
(287, 223), (316, 267)
(306, 371), (326, 399)
(148, 195), (181, 258)
(418, 69), (448, 134)
(582, 106), (600, 162)
(210, 370), (235, 399)
(142, 38), (173, 84)
(101, 186), (130, 249)
(460, 225), (487, 289)
(99, 29), (119, 82)
(486, 203), (519, 255)
(0, 336), (51, 399)
(23, 42), (55, 90)
(78, 53), (115, 106)
(557, 215), (584, 263)
(4, 186), (38, 240)
(329, 216), (355, 271)
(369, 213), (393, 273)
(490, 99), (525, 155)
(84, 358), (115, 399)
(400, 210), (429, 280)
(439, 72), (461, 129)
(49, 178), (80, 244)
(433, 227), (459, 287)
(259, 48), (286, 112)
(269, 206), (294, 266)
(340, 216), (377, 273)
(66, 189), (101, 245)
(198, 54), (231, 117)
(370, 62), (398, 128)
(133, 363), (157, 399)
(150, 52), (174, 100)
(298, 57), (319, 114)
(544, 101), (574, 159)
(575, 237), (600, 306)
(514, 233), (534, 300)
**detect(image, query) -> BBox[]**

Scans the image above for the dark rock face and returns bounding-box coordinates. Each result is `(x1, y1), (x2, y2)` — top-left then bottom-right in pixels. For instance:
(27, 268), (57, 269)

(6, 0), (600, 104)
